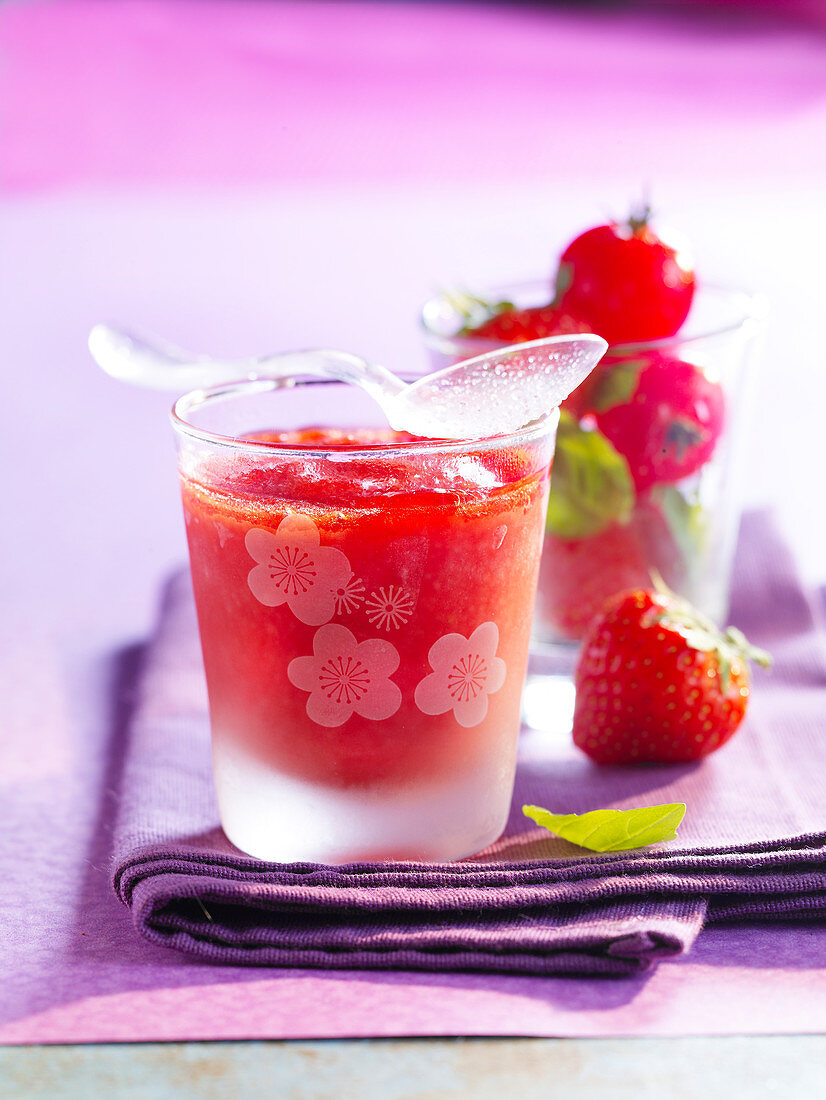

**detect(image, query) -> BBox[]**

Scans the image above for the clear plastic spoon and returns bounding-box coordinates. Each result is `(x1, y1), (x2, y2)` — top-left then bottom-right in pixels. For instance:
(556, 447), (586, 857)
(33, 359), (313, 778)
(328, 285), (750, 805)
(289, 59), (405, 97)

(88, 324), (404, 403)
(89, 323), (606, 440)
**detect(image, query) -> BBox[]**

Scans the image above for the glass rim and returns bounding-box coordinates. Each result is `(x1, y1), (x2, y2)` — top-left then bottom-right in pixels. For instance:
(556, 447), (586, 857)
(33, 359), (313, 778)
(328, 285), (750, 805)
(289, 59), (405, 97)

(420, 280), (767, 358)
(171, 375), (559, 460)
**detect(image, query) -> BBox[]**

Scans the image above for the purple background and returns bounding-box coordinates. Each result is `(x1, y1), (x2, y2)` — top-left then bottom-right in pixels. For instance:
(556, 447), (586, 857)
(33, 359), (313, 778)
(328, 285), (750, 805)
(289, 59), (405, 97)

(1, 0), (825, 1042)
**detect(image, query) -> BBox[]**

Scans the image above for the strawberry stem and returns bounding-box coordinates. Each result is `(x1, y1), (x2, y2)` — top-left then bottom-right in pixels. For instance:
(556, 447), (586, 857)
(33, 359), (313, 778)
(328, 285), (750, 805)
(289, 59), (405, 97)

(722, 626), (772, 669)
(628, 198), (653, 235)
(441, 289), (514, 333)
(648, 573), (772, 691)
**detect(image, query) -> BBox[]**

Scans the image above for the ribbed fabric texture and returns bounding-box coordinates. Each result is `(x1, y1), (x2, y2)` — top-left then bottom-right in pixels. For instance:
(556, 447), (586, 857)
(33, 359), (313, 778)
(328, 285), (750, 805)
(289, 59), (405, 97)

(112, 513), (826, 975)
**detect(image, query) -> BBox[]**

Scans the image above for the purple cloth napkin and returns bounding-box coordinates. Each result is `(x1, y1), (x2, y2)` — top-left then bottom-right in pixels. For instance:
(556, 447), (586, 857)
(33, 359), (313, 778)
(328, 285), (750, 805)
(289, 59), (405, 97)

(112, 513), (826, 976)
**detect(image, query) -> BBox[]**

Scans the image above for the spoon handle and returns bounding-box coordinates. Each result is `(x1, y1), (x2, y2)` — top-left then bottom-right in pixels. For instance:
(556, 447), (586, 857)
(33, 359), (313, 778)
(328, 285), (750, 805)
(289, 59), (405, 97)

(89, 324), (405, 400)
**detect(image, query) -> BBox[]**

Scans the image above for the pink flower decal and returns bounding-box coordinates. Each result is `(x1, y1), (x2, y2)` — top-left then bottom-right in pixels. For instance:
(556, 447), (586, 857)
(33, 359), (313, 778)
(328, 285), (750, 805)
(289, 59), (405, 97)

(288, 624), (402, 728)
(245, 515), (351, 626)
(365, 585), (414, 630)
(415, 622), (506, 728)
(333, 574), (365, 615)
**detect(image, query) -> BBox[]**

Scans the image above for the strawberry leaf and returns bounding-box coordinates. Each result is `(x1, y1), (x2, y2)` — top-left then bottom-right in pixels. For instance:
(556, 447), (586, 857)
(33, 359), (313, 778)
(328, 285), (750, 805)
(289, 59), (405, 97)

(522, 802), (686, 852)
(546, 412), (635, 539)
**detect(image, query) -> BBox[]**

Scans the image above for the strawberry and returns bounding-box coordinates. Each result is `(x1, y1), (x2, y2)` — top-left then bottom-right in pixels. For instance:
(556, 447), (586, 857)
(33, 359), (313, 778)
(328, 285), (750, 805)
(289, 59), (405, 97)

(468, 303), (592, 343)
(539, 501), (683, 641)
(539, 523), (654, 641)
(593, 353), (725, 492)
(573, 583), (771, 764)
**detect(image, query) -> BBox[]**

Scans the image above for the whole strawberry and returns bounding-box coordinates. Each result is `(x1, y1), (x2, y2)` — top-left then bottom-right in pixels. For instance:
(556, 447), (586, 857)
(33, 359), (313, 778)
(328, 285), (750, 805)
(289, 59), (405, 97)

(468, 303), (591, 343)
(593, 353), (725, 492)
(573, 584), (770, 764)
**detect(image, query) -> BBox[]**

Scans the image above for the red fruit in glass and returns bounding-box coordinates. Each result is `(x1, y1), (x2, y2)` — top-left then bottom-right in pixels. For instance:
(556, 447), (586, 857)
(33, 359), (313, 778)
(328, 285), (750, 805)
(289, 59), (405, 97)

(594, 354), (725, 492)
(536, 498), (683, 641)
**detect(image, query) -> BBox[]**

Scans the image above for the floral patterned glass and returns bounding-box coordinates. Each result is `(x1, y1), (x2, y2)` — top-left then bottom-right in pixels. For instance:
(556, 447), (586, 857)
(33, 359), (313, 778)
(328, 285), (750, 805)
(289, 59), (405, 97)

(172, 377), (557, 863)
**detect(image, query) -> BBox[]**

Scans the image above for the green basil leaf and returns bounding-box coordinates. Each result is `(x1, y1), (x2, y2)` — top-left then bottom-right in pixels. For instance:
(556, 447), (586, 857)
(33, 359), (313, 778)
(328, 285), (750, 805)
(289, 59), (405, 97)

(522, 802), (686, 852)
(554, 260), (574, 301)
(545, 412), (635, 539)
(590, 359), (645, 413)
(656, 485), (707, 556)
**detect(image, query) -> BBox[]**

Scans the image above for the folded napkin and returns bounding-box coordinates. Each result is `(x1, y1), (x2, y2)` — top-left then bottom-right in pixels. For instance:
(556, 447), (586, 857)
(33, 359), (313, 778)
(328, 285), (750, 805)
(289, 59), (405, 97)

(112, 513), (826, 976)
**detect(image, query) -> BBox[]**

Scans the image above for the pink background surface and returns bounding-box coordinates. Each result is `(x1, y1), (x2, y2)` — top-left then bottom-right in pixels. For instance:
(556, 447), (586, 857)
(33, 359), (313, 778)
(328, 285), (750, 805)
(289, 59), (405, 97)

(2, 0), (826, 1044)
(3, 0), (826, 192)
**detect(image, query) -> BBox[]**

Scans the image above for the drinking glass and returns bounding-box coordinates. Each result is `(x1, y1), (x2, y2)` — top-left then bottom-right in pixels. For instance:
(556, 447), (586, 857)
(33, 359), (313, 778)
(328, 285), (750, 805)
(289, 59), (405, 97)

(172, 377), (557, 863)
(421, 282), (765, 726)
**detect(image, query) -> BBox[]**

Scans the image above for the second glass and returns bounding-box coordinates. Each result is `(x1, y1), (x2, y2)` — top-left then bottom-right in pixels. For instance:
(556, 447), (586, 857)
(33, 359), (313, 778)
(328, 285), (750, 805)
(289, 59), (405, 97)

(422, 282), (764, 656)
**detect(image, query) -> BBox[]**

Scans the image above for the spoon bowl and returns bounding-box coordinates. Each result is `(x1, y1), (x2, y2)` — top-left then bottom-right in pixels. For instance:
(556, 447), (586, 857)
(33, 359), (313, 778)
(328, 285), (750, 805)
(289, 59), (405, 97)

(385, 334), (607, 438)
